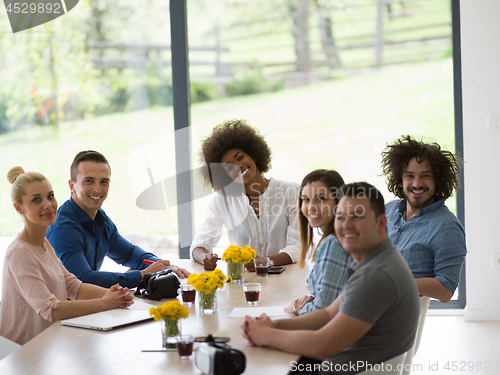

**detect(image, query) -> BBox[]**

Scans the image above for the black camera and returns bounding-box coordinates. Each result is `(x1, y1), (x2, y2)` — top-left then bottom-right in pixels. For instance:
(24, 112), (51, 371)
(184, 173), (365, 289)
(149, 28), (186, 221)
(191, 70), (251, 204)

(134, 269), (180, 300)
(194, 335), (246, 375)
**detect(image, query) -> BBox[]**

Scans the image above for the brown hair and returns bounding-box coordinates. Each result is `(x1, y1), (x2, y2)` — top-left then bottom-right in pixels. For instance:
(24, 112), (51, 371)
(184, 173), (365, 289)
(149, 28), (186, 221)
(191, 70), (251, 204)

(199, 119), (272, 192)
(7, 166), (47, 204)
(298, 169), (345, 268)
(70, 150), (111, 182)
(381, 135), (461, 201)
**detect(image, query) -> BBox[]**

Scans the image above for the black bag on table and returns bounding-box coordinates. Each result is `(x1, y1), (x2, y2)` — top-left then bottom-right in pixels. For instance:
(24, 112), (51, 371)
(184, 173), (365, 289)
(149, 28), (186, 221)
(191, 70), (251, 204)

(134, 269), (180, 300)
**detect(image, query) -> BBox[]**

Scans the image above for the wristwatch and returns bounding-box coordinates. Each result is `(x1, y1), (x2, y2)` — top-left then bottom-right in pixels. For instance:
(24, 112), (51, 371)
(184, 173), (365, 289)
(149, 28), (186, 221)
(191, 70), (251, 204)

(291, 305), (298, 315)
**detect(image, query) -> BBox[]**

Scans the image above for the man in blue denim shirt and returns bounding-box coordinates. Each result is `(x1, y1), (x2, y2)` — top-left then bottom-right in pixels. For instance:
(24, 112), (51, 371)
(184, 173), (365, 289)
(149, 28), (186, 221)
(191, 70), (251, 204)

(381, 136), (466, 303)
(47, 150), (188, 288)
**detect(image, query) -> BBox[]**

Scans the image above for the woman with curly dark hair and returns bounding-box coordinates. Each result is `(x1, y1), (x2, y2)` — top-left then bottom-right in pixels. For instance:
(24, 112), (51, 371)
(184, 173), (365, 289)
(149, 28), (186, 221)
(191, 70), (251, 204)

(190, 119), (300, 270)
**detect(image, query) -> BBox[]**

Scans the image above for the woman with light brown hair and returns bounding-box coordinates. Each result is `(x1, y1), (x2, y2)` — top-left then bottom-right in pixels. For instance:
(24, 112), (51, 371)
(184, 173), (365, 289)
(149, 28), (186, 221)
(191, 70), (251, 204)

(0, 167), (134, 345)
(285, 169), (351, 315)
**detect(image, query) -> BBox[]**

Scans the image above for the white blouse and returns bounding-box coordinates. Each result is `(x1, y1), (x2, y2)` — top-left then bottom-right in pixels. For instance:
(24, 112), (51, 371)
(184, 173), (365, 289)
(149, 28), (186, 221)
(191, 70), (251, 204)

(190, 178), (300, 262)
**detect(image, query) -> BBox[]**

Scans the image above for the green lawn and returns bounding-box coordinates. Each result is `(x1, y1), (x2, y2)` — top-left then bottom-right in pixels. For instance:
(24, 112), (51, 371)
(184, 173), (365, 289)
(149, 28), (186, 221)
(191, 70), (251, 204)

(0, 58), (456, 237)
(188, 0), (452, 77)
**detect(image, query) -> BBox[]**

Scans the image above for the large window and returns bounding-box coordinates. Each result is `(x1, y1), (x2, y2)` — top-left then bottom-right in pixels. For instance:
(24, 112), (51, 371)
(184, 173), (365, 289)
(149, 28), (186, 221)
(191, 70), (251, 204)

(186, 0), (463, 307)
(0, 0), (463, 307)
(0, 1), (179, 263)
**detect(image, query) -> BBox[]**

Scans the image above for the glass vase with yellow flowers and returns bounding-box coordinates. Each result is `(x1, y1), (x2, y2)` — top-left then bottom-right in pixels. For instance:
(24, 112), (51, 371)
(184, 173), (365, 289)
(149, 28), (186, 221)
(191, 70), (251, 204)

(187, 270), (231, 314)
(221, 245), (257, 284)
(150, 300), (189, 349)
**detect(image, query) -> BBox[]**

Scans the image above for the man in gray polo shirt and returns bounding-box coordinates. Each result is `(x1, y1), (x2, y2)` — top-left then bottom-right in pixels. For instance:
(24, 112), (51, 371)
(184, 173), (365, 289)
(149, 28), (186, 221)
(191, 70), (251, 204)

(242, 182), (420, 374)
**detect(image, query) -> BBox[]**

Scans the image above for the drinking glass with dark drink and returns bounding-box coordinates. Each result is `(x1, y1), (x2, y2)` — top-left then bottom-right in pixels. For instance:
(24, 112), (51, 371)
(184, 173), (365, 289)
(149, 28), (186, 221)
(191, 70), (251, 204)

(179, 284), (196, 305)
(176, 335), (194, 358)
(253, 257), (274, 277)
(243, 282), (262, 306)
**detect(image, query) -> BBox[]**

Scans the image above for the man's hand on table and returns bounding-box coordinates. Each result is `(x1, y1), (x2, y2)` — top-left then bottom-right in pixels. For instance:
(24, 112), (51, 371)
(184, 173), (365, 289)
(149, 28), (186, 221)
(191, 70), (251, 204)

(241, 313), (274, 347)
(141, 260), (190, 278)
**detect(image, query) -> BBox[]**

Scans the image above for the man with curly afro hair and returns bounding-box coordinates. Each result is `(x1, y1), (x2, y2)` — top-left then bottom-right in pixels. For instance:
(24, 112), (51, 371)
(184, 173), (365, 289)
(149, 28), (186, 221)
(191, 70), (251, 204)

(190, 119), (300, 271)
(381, 135), (466, 303)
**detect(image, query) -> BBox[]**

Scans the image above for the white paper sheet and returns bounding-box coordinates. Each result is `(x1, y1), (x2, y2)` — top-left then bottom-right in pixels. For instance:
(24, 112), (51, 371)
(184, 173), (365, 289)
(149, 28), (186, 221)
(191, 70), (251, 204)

(228, 306), (293, 318)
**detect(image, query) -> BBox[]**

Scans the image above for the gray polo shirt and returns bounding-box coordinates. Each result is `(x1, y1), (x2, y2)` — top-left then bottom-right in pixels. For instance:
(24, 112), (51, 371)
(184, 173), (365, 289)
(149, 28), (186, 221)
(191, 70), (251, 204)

(321, 239), (420, 375)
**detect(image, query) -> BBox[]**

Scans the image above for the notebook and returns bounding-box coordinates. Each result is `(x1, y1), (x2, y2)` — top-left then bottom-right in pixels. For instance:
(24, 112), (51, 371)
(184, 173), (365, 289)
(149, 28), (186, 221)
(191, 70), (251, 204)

(61, 308), (153, 331)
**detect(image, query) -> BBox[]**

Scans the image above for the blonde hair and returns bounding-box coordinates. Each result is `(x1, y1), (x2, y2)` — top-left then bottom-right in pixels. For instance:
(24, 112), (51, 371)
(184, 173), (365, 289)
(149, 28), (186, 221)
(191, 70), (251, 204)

(7, 166), (47, 204)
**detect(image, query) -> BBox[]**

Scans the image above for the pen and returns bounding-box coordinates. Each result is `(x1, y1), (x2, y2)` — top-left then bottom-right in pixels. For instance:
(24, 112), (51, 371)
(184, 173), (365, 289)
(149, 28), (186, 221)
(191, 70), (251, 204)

(143, 259), (154, 265)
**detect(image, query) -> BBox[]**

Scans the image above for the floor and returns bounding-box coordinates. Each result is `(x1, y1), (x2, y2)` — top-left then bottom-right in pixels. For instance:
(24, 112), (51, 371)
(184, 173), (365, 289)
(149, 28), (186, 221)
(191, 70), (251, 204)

(411, 315), (500, 375)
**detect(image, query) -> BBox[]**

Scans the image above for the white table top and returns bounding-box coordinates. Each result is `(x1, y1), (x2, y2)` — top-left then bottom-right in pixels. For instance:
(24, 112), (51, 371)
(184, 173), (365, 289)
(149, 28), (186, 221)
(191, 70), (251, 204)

(0, 259), (312, 375)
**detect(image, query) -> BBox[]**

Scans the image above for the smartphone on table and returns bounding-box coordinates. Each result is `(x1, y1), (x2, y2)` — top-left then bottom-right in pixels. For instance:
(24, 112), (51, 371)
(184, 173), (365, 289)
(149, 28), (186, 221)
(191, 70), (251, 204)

(268, 266), (285, 274)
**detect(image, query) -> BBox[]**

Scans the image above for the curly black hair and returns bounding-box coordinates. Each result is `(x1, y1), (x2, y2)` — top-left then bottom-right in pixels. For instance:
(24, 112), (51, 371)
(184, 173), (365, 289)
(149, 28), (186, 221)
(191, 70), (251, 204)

(381, 135), (462, 201)
(199, 119), (272, 191)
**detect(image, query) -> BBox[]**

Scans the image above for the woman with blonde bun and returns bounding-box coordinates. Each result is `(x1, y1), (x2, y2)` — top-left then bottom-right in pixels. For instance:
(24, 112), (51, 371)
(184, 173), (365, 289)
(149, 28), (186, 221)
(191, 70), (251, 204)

(0, 167), (134, 345)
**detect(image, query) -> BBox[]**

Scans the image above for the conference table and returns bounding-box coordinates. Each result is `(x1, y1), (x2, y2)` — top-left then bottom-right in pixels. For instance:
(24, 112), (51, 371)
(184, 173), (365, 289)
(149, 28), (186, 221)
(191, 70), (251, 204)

(0, 259), (312, 375)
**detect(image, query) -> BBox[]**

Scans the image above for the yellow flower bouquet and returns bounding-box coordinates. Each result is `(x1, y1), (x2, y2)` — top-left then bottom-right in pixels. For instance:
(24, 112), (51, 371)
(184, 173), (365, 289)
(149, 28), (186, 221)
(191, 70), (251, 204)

(187, 270), (231, 313)
(222, 245), (257, 283)
(150, 300), (189, 349)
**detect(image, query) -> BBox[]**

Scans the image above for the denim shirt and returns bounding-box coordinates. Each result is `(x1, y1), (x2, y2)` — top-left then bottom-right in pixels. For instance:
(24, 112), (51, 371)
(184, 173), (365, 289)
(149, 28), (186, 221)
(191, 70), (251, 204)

(386, 199), (467, 293)
(47, 198), (158, 288)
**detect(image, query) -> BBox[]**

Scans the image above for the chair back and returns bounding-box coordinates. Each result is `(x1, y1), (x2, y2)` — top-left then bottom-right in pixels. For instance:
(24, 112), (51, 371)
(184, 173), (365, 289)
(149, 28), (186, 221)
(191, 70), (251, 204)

(414, 296), (430, 355)
(402, 295), (431, 375)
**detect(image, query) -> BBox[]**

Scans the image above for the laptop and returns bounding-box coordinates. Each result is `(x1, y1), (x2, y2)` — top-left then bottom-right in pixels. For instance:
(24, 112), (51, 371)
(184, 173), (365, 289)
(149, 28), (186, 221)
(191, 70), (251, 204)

(61, 309), (153, 331)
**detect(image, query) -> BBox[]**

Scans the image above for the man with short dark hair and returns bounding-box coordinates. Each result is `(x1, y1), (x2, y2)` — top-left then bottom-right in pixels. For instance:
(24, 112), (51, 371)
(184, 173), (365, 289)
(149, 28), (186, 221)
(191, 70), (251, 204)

(381, 135), (467, 303)
(47, 150), (188, 288)
(242, 182), (419, 375)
